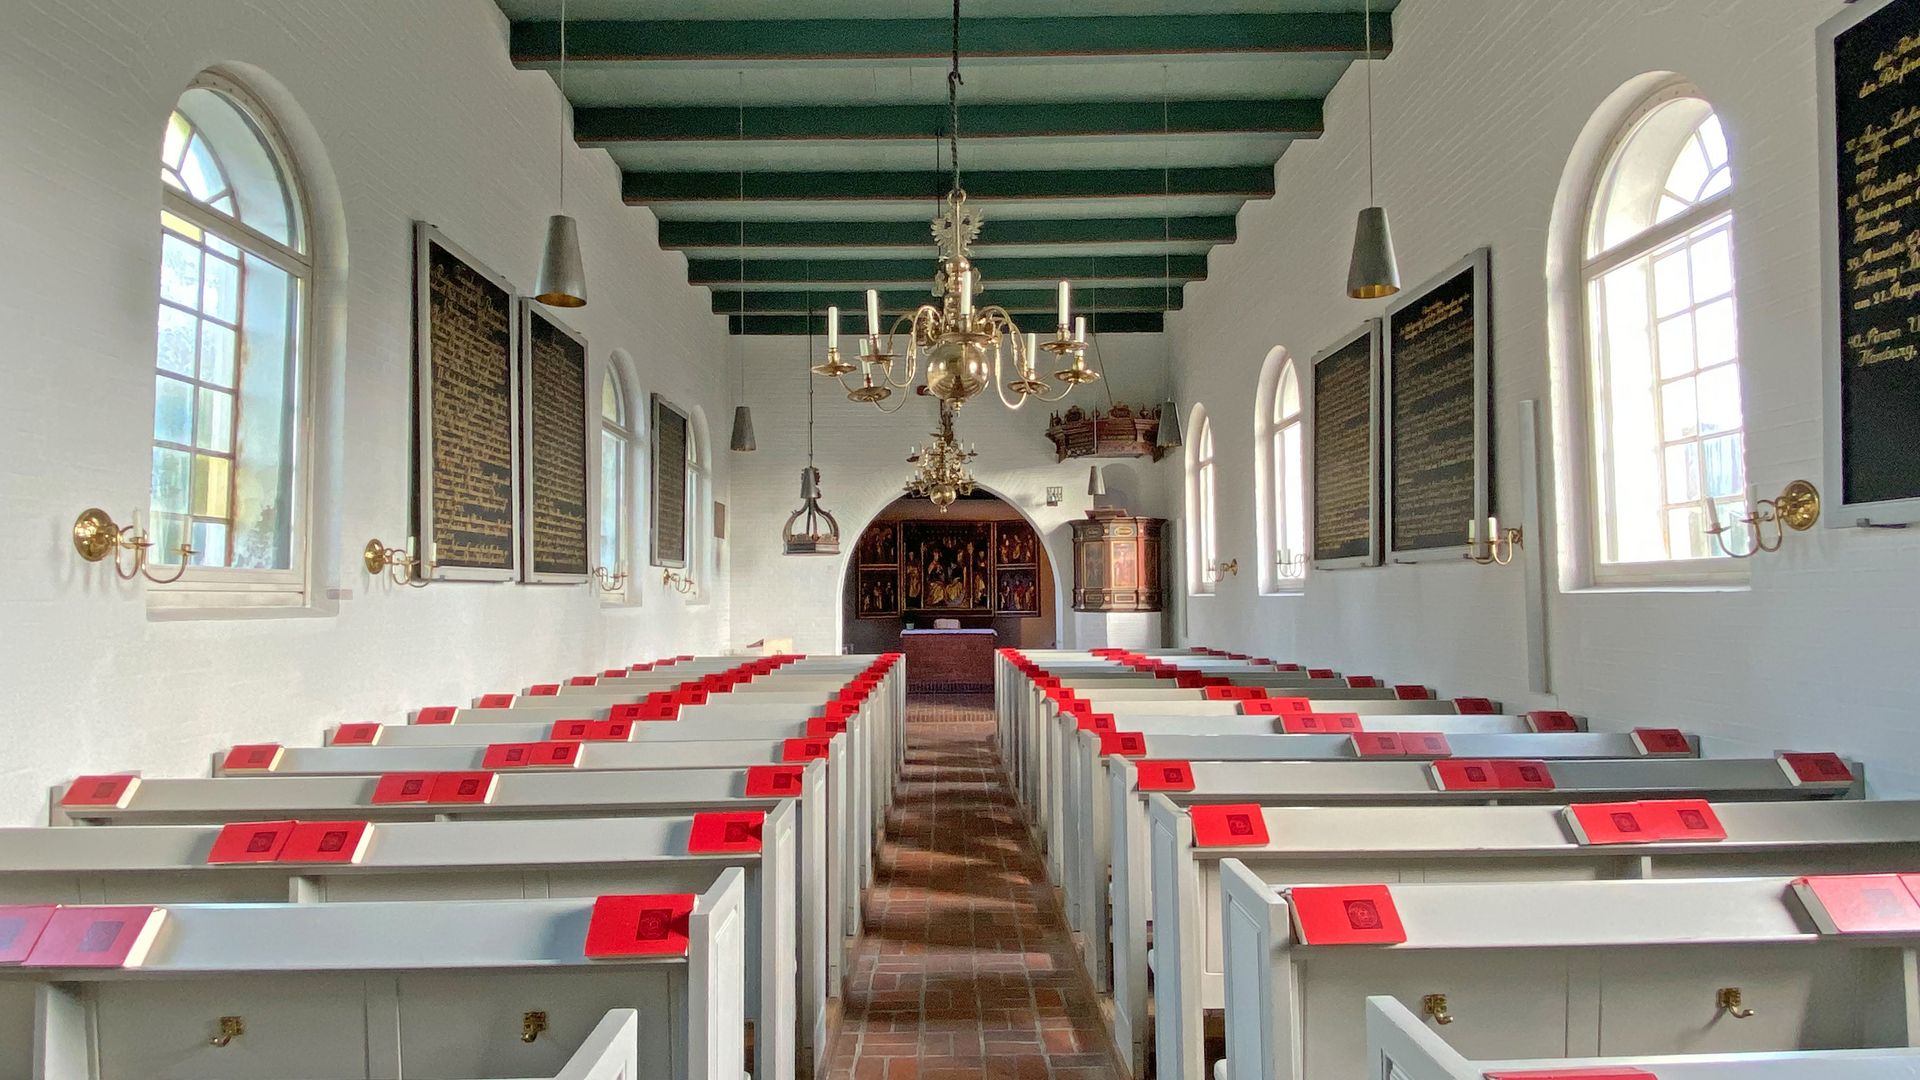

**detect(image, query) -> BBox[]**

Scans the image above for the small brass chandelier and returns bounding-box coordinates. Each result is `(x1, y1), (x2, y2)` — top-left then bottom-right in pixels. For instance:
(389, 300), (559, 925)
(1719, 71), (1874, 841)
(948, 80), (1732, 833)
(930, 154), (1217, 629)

(813, 0), (1099, 413)
(783, 307), (842, 555)
(904, 404), (979, 511)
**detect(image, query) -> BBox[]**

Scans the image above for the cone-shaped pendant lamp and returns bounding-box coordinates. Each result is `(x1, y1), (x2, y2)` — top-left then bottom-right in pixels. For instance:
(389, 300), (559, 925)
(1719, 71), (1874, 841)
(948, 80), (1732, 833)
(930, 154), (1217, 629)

(1155, 400), (1183, 451)
(1087, 465), (1106, 498)
(729, 405), (757, 452)
(534, 0), (587, 308)
(1345, 0), (1400, 300)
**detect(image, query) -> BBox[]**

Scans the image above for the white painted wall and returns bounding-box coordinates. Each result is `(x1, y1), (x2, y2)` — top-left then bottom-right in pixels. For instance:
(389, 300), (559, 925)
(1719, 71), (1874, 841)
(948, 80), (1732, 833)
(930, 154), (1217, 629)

(0, 0), (732, 824)
(726, 332), (1174, 656)
(1168, 0), (1920, 792)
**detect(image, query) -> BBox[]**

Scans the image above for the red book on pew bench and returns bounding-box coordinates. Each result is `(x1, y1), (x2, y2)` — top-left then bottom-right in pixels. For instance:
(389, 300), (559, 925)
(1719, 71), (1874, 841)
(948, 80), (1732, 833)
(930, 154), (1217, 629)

(1060, 700), (1095, 720)
(1275, 663), (1303, 672)
(671, 686), (710, 706)
(1402, 733), (1452, 758)
(1190, 804), (1270, 847)
(1135, 760), (1196, 792)
(480, 742), (580, 770)
(416, 706), (457, 725)
(824, 701), (858, 722)
(585, 894), (694, 959)
(1493, 760), (1556, 790)
(1779, 752), (1855, 788)
(207, 820), (296, 863)
(1641, 799), (1726, 842)
(783, 738), (832, 763)
(282, 820), (374, 864)
(1075, 714), (1117, 733)
(1393, 685), (1432, 700)
(428, 771), (497, 804)
(549, 719), (602, 742)
(1485, 1070), (1654, 1080)
(1564, 802), (1661, 845)
(1430, 759), (1501, 791)
(222, 744), (284, 774)
(1204, 686), (1266, 701)
(372, 772), (436, 804)
(1631, 728), (1691, 756)
(1482, 1060), (1651, 1068)
(1308, 669), (1335, 679)
(1099, 731), (1147, 757)
(476, 693), (515, 709)
(1346, 676), (1380, 689)
(1350, 732), (1406, 758)
(745, 765), (805, 798)
(602, 669), (629, 679)
(1453, 697), (1497, 714)
(60, 775), (141, 809)
(1241, 697), (1311, 716)
(1793, 874), (1920, 935)
(688, 811), (765, 854)
(610, 702), (679, 722)
(331, 723), (382, 746)
(1526, 710), (1579, 733)
(1280, 713), (1363, 735)
(806, 717), (848, 737)
(1286, 884), (1405, 946)
(0, 905), (58, 965)
(26, 905), (168, 968)
(527, 684), (561, 697)
(570, 676), (599, 686)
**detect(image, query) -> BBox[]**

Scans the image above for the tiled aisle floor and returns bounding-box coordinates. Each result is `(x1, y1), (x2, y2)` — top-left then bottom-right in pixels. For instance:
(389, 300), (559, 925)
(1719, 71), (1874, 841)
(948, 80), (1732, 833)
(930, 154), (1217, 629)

(825, 693), (1122, 1080)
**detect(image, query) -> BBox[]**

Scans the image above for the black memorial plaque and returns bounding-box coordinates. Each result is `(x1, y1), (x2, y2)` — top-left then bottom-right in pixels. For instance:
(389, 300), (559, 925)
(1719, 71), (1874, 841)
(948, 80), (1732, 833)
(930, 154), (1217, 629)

(1312, 324), (1382, 567)
(651, 395), (689, 568)
(1386, 250), (1491, 556)
(522, 306), (590, 581)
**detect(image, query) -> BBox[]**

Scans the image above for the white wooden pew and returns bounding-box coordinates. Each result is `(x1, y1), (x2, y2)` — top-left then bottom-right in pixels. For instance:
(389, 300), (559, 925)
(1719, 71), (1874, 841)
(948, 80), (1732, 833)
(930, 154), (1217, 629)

(6, 872), (747, 1080)
(1103, 754), (1865, 1080)
(0, 805), (810, 1080)
(45, 764), (848, 997)
(1365, 996), (1920, 1080)
(1153, 798), (1920, 1080)
(1061, 728), (1694, 996)
(1216, 873), (1919, 1080)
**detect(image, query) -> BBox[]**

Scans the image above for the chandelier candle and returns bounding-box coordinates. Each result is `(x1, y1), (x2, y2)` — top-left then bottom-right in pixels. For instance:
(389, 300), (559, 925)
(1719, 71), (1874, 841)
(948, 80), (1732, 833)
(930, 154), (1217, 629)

(867, 289), (881, 339)
(1058, 281), (1071, 328)
(827, 306), (839, 353)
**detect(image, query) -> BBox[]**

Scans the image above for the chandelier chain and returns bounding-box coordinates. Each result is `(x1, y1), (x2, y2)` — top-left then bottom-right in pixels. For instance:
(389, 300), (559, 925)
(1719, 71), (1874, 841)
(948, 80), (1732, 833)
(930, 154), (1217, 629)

(948, 0), (964, 194)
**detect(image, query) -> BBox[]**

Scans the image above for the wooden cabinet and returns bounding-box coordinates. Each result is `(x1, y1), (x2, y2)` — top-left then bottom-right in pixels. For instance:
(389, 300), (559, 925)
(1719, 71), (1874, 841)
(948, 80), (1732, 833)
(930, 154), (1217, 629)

(1070, 511), (1165, 612)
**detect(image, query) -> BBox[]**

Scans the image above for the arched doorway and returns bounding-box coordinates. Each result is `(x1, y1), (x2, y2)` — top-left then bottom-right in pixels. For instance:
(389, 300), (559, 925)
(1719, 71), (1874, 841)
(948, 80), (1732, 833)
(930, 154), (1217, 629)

(841, 490), (1059, 692)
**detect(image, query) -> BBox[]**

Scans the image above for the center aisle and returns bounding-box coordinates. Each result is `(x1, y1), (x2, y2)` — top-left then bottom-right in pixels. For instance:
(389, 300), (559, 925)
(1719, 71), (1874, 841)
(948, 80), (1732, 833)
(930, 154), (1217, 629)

(827, 693), (1123, 1080)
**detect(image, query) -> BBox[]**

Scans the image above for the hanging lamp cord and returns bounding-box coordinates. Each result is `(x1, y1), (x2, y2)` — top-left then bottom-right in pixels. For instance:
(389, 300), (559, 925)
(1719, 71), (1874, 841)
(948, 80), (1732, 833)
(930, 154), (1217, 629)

(948, 0), (964, 194)
(558, 0), (568, 208)
(1363, 0), (1376, 205)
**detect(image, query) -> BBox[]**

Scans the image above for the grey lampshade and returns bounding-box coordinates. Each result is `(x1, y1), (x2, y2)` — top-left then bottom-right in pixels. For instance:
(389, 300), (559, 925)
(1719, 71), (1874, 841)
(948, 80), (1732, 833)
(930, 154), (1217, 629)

(1087, 464), (1106, 498)
(729, 405), (757, 452)
(1155, 400), (1184, 450)
(533, 214), (587, 307)
(1346, 205), (1401, 300)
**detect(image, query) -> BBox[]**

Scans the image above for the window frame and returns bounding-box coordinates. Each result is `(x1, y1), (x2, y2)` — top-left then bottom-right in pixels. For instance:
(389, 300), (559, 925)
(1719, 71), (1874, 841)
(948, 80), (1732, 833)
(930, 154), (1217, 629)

(1574, 84), (1749, 589)
(598, 365), (637, 605)
(149, 73), (315, 611)
(684, 412), (713, 603)
(1186, 406), (1218, 596)
(1256, 351), (1307, 593)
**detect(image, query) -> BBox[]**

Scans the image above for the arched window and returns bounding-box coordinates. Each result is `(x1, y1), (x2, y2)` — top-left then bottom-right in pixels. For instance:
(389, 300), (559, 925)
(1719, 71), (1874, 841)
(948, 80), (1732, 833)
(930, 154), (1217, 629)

(152, 77), (310, 594)
(1186, 407), (1217, 595)
(1579, 87), (1746, 581)
(599, 367), (634, 600)
(1257, 353), (1306, 590)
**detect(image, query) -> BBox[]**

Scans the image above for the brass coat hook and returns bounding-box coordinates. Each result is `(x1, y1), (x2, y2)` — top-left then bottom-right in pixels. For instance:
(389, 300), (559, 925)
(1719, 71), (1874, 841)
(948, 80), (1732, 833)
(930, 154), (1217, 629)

(210, 1016), (245, 1047)
(521, 1011), (549, 1043)
(1716, 987), (1755, 1019)
(1422, 993), (1454, 1025)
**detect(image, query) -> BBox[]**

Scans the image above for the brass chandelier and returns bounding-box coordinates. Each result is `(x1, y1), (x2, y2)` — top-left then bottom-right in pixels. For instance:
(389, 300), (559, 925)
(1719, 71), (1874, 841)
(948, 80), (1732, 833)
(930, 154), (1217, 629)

(904, 405), (979, 511)
(812, 0), (1100, 412)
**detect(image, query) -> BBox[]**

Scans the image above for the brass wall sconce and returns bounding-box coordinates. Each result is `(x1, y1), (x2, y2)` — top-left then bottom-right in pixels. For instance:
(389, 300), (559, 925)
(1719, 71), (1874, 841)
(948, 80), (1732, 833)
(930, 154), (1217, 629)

(1704, 480), (1821, 558)
(1716, 986), (1755, 1019)
(363, 538), (431, 588)
(1421, 994), (1453, 1025)
(593, 565), (627, 592)
(71, 508), (193, 584)
(210, 1015), (245, 1047)
(1276, 549), (1306, 578)
(521, 1010), (549, 1043)
(1209, 558), (1239, 580)
(1465, 516), (1523, 566)
(662, 568), (697, 594)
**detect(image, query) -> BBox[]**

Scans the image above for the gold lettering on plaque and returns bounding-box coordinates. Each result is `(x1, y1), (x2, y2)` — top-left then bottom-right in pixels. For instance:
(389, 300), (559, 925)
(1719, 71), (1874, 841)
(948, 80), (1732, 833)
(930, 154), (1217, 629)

(426, 240), (515, 570)
(527, 315), (590, 576)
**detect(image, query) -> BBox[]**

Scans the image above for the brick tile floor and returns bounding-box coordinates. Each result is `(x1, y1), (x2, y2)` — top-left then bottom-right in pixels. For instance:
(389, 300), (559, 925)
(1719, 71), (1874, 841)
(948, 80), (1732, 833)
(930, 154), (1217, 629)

(825, 693), (1122, 1080)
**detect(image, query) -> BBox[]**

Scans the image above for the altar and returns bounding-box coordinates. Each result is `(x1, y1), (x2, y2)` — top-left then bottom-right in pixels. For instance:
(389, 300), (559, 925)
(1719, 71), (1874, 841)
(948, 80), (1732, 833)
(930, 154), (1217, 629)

(900, 627), (998, 694)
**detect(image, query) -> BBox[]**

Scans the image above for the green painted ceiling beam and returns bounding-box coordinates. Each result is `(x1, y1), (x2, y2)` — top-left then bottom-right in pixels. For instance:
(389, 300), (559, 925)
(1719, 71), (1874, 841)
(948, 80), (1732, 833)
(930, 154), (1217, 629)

(657, 216), (1237, 251)
(575, 99), (1319, 143)
(687, 254), (1208, 286)
(731, 311), (1164, 336)
(511, 14), (1390, 64)
(713, 286), (1182, 315)
(624, 166), (1271, 203)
